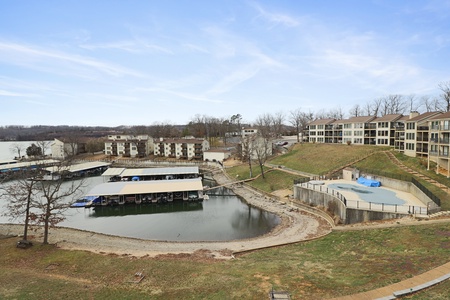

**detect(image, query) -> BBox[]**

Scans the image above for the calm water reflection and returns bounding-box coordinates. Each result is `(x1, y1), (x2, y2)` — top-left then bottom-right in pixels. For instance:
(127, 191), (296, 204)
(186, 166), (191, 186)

(1, 176), (281, 241)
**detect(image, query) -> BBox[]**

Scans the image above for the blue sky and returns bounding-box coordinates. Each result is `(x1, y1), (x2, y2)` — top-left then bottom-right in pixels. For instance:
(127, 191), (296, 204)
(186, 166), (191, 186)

(1, 0), (450, 126)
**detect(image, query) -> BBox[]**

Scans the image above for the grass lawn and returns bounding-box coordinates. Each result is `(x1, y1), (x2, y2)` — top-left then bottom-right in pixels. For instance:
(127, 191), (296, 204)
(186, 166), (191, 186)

(2, 222), (450, 299)
(269, 143), (388, 175)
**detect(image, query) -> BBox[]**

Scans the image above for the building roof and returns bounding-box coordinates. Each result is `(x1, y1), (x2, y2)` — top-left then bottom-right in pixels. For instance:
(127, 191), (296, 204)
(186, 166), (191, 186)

(85, 178), (203, 196)
(101, 167), (126, 177)
(308, 118), (336, 125)
(374, 114), (403, 122)
(341, 116), (376, 123)
(407, 111), (442, 122)
(429, 111), (450, 120)
(121, 166), (199, 177)
(45, 161), (111, 174)
(157, 138), (205, 144)
(0, 159), (59, 172)
(203, 149), (232, 153)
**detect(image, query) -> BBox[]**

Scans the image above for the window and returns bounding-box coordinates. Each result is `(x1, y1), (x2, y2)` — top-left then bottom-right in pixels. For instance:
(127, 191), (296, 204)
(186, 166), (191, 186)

(344, 124), (352, 129)
(343, 131), (352, 136)
(354, 123), (363, 129)
(317, 125), (324, 129)
(354, 131), (363, 136)
(354, 138), (362, 144)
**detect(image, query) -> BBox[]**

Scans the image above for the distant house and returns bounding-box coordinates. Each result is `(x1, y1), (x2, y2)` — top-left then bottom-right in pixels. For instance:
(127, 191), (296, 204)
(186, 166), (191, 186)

(51, 138), (85, 159)
(203, 149), (232, 163)
(104, 135), (154, 158)
(238, 127), (273, 160)
(153, 137), (210, 160)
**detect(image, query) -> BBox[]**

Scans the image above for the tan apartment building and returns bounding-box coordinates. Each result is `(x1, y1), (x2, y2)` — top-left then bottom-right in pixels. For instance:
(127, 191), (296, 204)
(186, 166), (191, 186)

(403, 112), (442, 158)
(104, 135), (154, 158)
(154, 137), (210, 160)
(428, 111), (450, 177)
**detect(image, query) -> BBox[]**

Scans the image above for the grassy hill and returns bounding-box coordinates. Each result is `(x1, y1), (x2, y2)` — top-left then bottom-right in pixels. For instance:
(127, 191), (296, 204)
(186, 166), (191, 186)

(270, 143), (388, 175)
(227, 143), (450, 209)
(2, 222), (450, 299)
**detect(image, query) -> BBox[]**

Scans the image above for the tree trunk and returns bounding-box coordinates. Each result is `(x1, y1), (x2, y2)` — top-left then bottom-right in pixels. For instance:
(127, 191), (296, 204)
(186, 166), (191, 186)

(43, 208), (50, 244)
(23, 197), (31, 240)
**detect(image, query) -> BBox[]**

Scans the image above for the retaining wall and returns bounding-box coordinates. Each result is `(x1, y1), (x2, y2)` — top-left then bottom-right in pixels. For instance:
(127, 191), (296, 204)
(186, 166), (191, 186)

(293, 186), (347, 223)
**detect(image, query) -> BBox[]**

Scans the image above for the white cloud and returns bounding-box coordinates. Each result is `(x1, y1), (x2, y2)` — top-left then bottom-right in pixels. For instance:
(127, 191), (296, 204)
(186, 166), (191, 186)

(0, 41), (144, 77)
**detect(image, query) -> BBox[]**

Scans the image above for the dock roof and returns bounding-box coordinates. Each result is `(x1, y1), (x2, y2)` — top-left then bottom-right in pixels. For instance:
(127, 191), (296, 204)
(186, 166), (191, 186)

(85, 178), (203, 196)
(45, 161), (111, 174)
(0, 159), (59, 172)
(102, 166), (199, 177)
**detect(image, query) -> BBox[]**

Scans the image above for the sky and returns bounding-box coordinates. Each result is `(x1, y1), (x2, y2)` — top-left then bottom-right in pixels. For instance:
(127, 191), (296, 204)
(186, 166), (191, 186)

(1, 0), (450, 126)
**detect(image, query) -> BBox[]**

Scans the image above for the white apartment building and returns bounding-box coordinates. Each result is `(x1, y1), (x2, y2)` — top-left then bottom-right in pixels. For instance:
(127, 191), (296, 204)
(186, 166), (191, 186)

(403, 112), (441, 158)
(51, 138), (83, 159)
(153, 138), (210, 160)
(104, 135), (154, 158)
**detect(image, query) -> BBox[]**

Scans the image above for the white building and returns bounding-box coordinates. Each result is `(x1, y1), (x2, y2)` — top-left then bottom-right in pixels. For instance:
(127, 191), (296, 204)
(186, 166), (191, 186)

(104, 135), (154, 158)
(51, 138), (82, 159)
(153, 138), (210, 160)
(203, 149), (232, 163)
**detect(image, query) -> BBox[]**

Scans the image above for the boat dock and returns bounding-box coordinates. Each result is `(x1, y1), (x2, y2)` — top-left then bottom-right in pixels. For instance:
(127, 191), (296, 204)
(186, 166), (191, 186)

(74, 166), (207, 207)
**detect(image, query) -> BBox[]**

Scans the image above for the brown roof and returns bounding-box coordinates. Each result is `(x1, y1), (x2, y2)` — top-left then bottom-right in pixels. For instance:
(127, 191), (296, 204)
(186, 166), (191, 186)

(407, 111), (442, 122)
(429, 111), (450, 120)
(374, 114), (403, 122)
(308, 118), (336, 125)
(157, 138), (205, 144)
(341, 116), (376, 123)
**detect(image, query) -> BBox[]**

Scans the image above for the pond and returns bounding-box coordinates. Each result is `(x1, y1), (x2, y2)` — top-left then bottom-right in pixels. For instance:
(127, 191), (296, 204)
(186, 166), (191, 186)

(0, 176), (281, 241)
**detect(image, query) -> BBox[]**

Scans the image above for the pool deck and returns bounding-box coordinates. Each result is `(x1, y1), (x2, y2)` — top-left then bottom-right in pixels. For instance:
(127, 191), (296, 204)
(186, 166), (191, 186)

(321, 179), (426, 208)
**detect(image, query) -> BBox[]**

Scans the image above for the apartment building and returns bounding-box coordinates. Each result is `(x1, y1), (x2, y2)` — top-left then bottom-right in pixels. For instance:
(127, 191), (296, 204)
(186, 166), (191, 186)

(307, 118), (337, 143)
(51, 138), (85, 159)
(104, 135), (154, 158)
(428, 111), (450, 176)
(153, 137), (210, 160)
(403, 112), (442, 158)
(341, 116), (377, 145)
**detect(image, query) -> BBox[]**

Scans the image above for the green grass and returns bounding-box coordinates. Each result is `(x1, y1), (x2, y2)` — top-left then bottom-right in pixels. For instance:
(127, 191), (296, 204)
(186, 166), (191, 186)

(2, 222), (450, 299)
(270, 143), (387, 175)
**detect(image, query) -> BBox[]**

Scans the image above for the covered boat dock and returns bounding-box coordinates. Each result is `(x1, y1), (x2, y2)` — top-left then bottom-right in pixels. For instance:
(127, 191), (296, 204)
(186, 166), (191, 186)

(85, 177), (205, 206)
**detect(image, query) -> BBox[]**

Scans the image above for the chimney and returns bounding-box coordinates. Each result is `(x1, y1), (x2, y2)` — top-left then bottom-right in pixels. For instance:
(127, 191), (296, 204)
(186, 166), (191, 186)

(409, 111), (419, 119)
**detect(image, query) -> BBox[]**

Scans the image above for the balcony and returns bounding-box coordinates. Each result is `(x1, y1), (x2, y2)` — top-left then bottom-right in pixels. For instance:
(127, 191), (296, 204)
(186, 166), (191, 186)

(440, 138), (450, 144)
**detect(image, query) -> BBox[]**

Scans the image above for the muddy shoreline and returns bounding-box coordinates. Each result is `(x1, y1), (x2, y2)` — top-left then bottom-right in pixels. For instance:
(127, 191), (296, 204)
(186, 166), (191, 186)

(0, 169), (332, 259)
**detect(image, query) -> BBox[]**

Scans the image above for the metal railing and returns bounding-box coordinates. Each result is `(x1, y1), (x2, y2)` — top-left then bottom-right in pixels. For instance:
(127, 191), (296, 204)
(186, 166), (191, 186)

(297, 182), (429, 216)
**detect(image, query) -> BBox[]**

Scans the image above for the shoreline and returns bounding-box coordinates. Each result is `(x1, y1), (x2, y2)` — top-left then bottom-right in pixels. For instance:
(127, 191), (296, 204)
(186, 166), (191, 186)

(0, 169), (333, 259)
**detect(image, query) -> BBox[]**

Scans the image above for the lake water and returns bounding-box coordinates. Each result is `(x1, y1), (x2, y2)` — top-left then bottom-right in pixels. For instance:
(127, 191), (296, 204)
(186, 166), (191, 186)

(0, 140), (52, 161)
(0, 173), (281, 242)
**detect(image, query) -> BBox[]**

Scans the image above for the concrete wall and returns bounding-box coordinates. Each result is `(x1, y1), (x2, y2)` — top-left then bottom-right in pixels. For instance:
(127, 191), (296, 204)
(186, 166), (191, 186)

(294, 177), (431, 224)
(346, 208), (406, 224)
(294, 185), (347, 223)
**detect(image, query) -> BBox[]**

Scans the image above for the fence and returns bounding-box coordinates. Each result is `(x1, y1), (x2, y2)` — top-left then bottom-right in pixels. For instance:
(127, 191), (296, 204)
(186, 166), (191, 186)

(411, 177), (441, 207)
(297, 182), (429, 216)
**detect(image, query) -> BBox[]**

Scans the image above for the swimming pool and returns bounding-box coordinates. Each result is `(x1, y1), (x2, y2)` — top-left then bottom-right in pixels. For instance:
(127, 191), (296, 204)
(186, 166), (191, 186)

(327, 183), (406, 205)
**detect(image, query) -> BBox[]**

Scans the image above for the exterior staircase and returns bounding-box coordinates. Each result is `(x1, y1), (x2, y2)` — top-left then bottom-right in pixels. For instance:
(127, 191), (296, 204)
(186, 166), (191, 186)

(383, 150), (450, 193)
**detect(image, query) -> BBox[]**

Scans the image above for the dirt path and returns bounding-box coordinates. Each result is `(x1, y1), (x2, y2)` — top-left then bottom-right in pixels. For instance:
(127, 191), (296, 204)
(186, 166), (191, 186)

(0, 169), (332, 259)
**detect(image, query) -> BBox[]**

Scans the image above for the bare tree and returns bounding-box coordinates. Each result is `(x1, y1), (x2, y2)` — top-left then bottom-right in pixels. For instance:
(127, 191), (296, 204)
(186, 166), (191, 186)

(31, 164), (86, 244)
(9, 142), (26, 160)
(406, 94), (420, 112)
(327, 107), (345, 120)
(36, 140), (52, 157)
(1, 168), (40, 241)
(271, 111), (285, 138)
(438, 81), (450, 112)
(240, 134), (256, 178)
(371, 98), (382, 116)
(289, 109), (303, 143)
(253, 114), (276, 179)
(349, 104), (361, 117)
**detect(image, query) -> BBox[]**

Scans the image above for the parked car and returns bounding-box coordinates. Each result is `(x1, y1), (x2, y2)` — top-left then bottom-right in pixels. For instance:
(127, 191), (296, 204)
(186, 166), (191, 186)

(275, 141), (288, 146)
